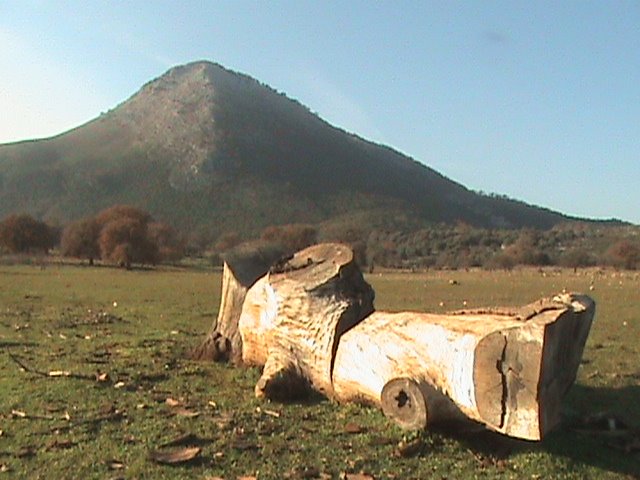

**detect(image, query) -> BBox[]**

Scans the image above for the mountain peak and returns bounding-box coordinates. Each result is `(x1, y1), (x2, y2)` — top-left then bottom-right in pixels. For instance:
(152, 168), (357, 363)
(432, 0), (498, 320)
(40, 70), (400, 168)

(110, 60), (299, 190)
(113, 62), (225, 188)
(0, 59), (575, 231)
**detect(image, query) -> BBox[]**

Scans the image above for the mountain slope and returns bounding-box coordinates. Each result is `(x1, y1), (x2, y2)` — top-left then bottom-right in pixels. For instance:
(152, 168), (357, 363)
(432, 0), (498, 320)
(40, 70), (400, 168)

(0, 61), (574, 235)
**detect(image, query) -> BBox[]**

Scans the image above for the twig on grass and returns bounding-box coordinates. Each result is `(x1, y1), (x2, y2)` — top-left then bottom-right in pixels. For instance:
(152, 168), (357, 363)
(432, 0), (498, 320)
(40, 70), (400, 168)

(53, 410), (125, 432)
(11, 409), (70, 421)
(7, 352), (95, 380)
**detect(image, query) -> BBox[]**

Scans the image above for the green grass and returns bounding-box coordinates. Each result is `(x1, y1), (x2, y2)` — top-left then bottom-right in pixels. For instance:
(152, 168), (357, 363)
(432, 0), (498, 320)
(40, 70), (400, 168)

(1, 264), (639, 479)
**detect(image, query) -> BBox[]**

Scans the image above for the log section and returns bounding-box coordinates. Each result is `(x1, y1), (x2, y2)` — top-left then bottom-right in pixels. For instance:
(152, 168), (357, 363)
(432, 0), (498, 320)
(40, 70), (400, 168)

(332, 294), (595, 440)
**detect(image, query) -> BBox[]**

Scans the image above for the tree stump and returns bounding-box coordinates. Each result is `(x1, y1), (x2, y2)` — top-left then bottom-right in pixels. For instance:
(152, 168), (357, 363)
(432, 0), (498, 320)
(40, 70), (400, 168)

(189, 242), (287, 363)
(238, 243), (375, 399)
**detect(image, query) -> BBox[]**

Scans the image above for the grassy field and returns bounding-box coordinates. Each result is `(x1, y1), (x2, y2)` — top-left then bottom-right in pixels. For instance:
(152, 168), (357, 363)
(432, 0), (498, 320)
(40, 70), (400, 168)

(0, 262), (638, 479)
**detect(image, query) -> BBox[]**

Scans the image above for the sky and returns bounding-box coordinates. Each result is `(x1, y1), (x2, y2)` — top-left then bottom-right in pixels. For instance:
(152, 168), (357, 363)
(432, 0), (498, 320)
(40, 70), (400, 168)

(1, 1), (638, 224)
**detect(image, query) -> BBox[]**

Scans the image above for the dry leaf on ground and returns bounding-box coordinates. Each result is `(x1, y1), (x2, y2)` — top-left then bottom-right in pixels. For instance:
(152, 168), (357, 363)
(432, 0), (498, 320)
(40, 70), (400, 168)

(15, 446), (36, 458)
(344, 422), (364, 434)
(45, 439), (76, 450)
(149, 446), (201, 464)
(395, 438), (424, 458)
(174, 408), (200, 418)
(289, 465), (321, 479)
(165, 397), (183, 407)
(100, 403), (118, 415)
(160, 432), (206, 447)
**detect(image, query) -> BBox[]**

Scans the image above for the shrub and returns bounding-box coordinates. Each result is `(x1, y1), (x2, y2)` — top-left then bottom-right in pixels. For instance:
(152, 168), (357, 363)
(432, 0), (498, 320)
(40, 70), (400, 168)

(502, 231), (551, 266)
(485, 252), (516, 270)
(148, 222), (184, 262)
(214, 231), (241, 252)
(0, 214), (56, 254)
(59, 205), (182, 268)
(260, 224), (317, 252)
(605, 240), (640, 270)
(95, 205), (152, 227)
(558, 248), (595, 269)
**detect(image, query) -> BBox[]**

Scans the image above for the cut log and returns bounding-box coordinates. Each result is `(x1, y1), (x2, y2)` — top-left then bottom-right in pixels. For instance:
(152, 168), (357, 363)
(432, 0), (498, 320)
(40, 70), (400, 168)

(381, 378), (428, 430)
(380, 378), (464, 430)
(238, 243), (375, 399)
(190, 242), (287, 363)
(332, 293), (595, 440)
(218, 243), (595, 440)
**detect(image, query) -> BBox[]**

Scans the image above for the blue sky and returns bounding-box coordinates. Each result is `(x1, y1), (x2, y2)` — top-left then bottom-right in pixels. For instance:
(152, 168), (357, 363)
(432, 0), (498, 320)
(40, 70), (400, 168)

(1, 1), (638, 224)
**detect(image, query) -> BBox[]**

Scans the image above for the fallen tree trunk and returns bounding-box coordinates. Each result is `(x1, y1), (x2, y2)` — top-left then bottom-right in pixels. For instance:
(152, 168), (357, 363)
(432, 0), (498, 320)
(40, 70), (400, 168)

(332, 294), (595, 440)
(228, 243), (595, 440)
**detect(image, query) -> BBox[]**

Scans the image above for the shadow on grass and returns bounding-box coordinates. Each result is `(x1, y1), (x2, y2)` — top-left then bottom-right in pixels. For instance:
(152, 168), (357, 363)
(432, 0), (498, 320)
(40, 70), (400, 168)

(0, 341), (39, 349)
(545, 384), (640, 477)
(431, 419), (535, 460)
(433, 384), (640, 477)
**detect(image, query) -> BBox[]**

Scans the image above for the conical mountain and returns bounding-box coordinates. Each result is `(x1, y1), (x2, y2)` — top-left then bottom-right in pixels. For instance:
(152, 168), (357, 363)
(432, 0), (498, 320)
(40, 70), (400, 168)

(0, 60), (571, 235)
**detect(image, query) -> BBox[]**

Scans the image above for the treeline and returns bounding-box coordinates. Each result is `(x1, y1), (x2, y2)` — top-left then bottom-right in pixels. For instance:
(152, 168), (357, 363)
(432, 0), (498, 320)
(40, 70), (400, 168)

(1, 207), (639, 271)
(194, 221), (640, 271)
(0, 205), (183, 268)
(362, 223), (640, 270)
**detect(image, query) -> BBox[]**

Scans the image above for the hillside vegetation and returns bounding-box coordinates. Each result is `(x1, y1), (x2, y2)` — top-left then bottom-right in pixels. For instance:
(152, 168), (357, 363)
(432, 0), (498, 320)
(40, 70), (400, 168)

(0, 61), (608, 238)
(2, 206), (640, 271)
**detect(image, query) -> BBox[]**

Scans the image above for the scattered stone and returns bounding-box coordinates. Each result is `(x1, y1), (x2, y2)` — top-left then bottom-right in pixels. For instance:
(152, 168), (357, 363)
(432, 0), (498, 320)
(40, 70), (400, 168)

(106, 459), (126, 470)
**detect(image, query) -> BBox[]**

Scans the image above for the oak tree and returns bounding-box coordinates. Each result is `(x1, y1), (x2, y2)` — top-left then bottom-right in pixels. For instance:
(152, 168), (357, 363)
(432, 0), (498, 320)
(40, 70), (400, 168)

(0, 214), (55, 253)
(98, 216), (159, 268)
(60, 217), (101, 264)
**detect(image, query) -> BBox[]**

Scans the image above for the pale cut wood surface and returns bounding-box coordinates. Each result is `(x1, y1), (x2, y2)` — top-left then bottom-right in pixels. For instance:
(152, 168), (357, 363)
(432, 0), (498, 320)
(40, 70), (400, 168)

(239, 243), (374, 399)
(189, 262), (247, 362)
(332, 294), (595, 440)
(191, 242), (287, 362)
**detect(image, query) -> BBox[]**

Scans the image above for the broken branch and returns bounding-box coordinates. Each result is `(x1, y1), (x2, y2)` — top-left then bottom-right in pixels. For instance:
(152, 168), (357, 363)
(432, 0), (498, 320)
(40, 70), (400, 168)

(7, 352), (96, 381)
